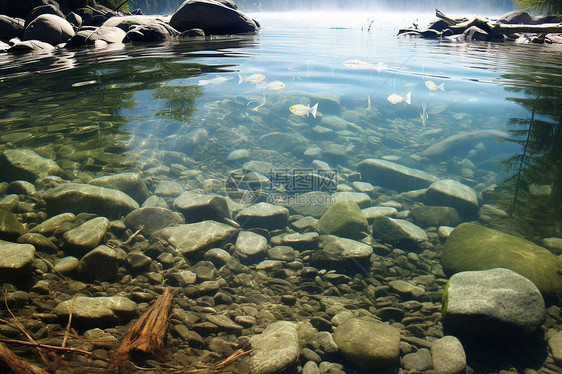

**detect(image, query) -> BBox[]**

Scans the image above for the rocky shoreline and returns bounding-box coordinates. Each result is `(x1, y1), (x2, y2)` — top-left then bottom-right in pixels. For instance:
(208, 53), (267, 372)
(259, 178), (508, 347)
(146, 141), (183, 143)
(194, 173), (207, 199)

(0, 0), (259, 54)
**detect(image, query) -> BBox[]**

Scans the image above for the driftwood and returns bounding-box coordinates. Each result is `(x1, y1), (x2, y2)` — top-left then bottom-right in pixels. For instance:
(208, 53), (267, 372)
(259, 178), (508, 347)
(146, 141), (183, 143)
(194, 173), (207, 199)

(109, 287), (176, 371)
(0, 343), (48, 374)
(492, 22), (562, 34)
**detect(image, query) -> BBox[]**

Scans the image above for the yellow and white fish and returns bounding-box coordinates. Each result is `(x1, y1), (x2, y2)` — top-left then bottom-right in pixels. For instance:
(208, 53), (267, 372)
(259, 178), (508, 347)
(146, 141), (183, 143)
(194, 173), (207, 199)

(264, 80), (285, 90)
(289, 103), (318, 118)
(425, 80), (445, 91)
(238, 73), (266, 84)
(198, 76), (232, 86)
(72, 80), (97, 88)
(387, 92), (411, 105)
(343, 59), (388, 73)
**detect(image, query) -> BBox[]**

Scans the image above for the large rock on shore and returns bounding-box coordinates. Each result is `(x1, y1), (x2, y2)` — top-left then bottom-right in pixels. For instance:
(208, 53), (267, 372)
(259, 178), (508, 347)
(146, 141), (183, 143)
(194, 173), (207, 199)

(442, 268), (546, 338)
(43, 183), (139, 219)
(169, 0), (259, 35)
(23, 14), (74, 45)
(442, 223), (562, 299)
(66, 26), (126, 47)
(357, 158), (438, 192)
(0, 15), (25, 39)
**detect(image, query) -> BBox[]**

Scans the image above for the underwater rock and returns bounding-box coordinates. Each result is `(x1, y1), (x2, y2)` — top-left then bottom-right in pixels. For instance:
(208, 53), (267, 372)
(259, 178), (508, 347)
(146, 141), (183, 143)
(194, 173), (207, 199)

(0, 208), (26, 240)
(317, 200), (368, 240)
(124, 206), (184, 237)
(66, 26), (126, 47)
(333, 317), (400, 369)
(431, 336), (466, 374)
(173, 191), (230, 223)
(442, 223), (562, 299)
(310, 236), (372, 274)
(277, 232), (319, 250)
(235, 230), (267, 264)
(409, 206), (461, 228)
(402, 348), (432, 371)
(357, 158), (439, 192)
(226, 149), (250, 163)
(76, 245), (119, 282)
(23, 14), (74, 45)
(52, 295), (137, 327)
(88, 172), (150, 205)
(332, 191), (371, 209)
(169, 0), (259, 35)
(152, 220), (238, 256)
(372, 216), (429, 250)
(250, 321), (299, 374)
(388, 279), (425, 299)
(124, 22), (179, 42)
(286, 191), (333, 217)
(153, 180), (184, 197)
(258, 132), (305, 153)
(0, 148), (63, 182)
(62, 217), (111, 256)
(361, 206), (398, 224)
(8, 39), (55, 53)
(424, 179), (479, 218)
(30, 212), (75, 236)
(0, 242), (35, 282)
(0, 15), (24, 39)
(442, 268), (546, 338)
(549, 330), (562, 364)
(102, 15), (172, 31)
(43, 183), (139, 219)
(17, 232), (58, 253)
(235, 202), (289, 230)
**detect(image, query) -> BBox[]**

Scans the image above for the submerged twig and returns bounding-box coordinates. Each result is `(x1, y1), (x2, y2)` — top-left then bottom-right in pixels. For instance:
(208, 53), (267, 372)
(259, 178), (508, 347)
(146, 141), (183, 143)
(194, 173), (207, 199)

(0, 339), (110, 362)
(120, 225), (144, 247)
(34, 252), (68, 281)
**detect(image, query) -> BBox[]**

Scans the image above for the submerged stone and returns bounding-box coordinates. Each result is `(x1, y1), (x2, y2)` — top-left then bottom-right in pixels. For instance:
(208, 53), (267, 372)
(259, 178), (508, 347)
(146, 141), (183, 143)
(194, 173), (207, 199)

(357, 158), (438, 192)
(0, 242), (35, 282)
(88, 172), (149, 204)
(235, 202), (289, 230)
(409, 206), (461, 228)
(0, 208), (26, 240)
(52, 296), (137, 327)
(442, 223), (562, 299)
(235, 230), (267, 263)
(43, 183), (139, 219)
(173, 191), (230, 223)
(63, 217), (111, 256)
(317, 200), (368, 240)
(442, 268), (546, 338)
(124, 207), (184, 237)
(76, 245), (119, 282)
(372, 216), (428, 249)
(431, 336), (466, 374)
(250, 321), (299, 374)
(425, 179), (479, 218)
(0, 149), (63, 182)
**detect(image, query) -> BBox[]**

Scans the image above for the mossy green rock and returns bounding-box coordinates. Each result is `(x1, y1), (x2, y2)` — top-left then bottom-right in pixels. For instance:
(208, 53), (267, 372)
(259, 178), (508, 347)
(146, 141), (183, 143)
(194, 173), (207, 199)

(317, 201), (368, 240)
(442, 223), (562, 299)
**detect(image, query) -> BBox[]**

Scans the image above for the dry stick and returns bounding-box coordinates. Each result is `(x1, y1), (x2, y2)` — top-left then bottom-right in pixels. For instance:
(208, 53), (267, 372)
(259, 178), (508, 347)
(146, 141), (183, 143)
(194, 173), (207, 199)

(0, 339), (110, 362)
(109, 287), (175, 371)
(0, 342), (48, 374)
(119, 225), (144, 248)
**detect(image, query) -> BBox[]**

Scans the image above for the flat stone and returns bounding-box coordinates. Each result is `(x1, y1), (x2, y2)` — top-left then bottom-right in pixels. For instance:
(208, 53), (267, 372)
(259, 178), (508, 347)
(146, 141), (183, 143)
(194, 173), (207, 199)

(227, 149), (250, 162)
(443, 268), (546, 338)
(54, 256), (79, 276)
(43, 183), (139, 219)
(76, 245), (119, 282)
(549, 330), (562, 365)
(0, 149), (63, 182)
(325, 237), (373, 259)
(173, 191), (230, 223)
(259, 132), (305, 153)
(235, 203), (289, 230)
(357, 158), (439, 192)
(317, 200), (368, 240)
(63, 217), (110, 256)
(388, 280), (425, 298)
(0, 208), (26, 240)
(442, 223), (562, 299)
(279, 232), (319, 250)
(402, 348), (432, 371)
(431, 336), (466, 374)
(286, 191), (333, 217)
(124, 207), (184, 236)
(153, 180), (184, 197)
(206, 314), (243, 331)
(267, 246), (296, 261)
(88, 172), (149, 204)
(235, 230), (267, 263)
(332, 191), (371, 209)
(0, 242), (35, 281)
(30, 213), (75, 235)
(52, 296), (137, 327)
(291, 216), (318, 231)
(17, 232), (58, 253)
(425, 179), (479, 218)
(409, 206), (461, 228)
(333, 317), (400, 369)
(250, 321), (299, 374)
(372, 216), (428, 249)
(361, 206), (398, 223)
(153, 220), (238, 256)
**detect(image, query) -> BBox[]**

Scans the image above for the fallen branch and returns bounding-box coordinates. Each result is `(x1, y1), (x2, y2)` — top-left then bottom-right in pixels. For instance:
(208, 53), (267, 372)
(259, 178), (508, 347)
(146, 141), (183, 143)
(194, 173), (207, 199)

(491, 22), (562, 34)
(109, 287), (175, 371)
(34, 252), (69, 281)
(120, 225), (144, 247)
(0, 339), (110, 362)
(0, 342), (48, 374)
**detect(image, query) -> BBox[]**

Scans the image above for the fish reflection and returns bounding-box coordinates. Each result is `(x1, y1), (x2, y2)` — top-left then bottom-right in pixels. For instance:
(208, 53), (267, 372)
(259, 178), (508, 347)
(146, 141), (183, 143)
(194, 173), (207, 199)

(387, 92), (411, 105)
(425, 80), (445, 91)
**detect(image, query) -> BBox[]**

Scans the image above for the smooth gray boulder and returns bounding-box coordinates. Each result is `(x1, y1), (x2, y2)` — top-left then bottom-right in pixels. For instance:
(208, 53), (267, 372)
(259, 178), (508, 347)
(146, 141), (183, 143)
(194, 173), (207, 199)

(52, 296), (137, 327)
(425, 179), (479, 218)
(0, 149), (63, 182)
(357, 158), (438, 192)
(169, 0), (259, 35)
(173, 191), (230, 223)
(431, 336), (466, 374)
(66, 26), (126, 47)
(442, 268), (546, 338)
(102, 15), (172, 31)
(333, 317), (400, 369)
(153, 220), (238, 256)
(372, 216), (429, 249)
(250, 321), (299, 374)
(30, 212), (75, 236)
(235, 202), (289, 230)
(88, 172), (149, 204)
(76, 245), (119, 282)
(123, 22), (179, 42)
(402, 348), (432, 372)
(317, 200), (368, 240)
(0, 242), (35, 282)
(361, 206), (398, 223)
(23, 14), (74, 45)
(332, 191), (371, 209)
(63, 217), (110, 256)
(0, 208), (26, 240)
(409, 206), (461, 228)
(8, 39), (55, 53)
(124, 207), (184, 237)
(235, 230), (267, 263)
(43, 183), (139, 219)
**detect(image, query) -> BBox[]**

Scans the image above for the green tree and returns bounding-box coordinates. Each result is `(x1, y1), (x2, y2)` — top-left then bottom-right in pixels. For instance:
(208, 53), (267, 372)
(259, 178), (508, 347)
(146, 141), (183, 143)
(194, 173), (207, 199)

(513, 0), (562, 14)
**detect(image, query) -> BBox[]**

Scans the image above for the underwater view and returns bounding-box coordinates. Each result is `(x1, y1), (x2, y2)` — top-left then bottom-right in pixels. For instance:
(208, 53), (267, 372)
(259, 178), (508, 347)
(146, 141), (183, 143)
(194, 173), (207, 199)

(0, 5), (561, 374)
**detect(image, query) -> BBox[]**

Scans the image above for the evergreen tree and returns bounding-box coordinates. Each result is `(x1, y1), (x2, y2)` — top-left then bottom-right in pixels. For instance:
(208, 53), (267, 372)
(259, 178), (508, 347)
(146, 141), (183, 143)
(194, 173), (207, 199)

(513, 0), (562, 14)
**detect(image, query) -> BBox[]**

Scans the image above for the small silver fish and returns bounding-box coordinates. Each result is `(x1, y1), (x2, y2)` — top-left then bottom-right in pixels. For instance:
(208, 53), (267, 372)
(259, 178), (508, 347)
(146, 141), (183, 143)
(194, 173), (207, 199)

(387, 92), (411, 105)
(420, 102), (428, 127)
(198, 76), (232, 86)
(425, 80), (445, 91)
(238, 73), (265, 84)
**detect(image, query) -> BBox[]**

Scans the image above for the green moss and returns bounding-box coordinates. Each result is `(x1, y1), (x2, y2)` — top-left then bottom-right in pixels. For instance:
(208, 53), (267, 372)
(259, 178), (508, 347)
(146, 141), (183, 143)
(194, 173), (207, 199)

(441, 280), (450, 319)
